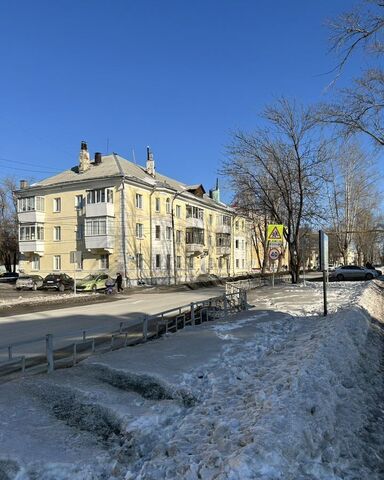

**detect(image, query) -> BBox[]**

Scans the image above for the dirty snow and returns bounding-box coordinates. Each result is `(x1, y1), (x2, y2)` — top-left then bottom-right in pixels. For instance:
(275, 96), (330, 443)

(0, 281), (383, 479)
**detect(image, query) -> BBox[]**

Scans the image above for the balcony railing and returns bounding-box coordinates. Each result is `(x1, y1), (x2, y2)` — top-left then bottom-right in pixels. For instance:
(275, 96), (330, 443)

(186, 243), (205, 254)
(216, 224), (231, 234)
(19, 240), (44, 255)
(216, 245), (231, 256)
(85, 235), (115, 252)
(18, 211), (45, 223)
(85, 203), (114, 218)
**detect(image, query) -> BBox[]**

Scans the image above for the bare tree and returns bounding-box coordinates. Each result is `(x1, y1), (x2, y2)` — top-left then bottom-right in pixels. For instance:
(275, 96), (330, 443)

(325, 142), (379, 264)
(223, 98), (328, 283)
(0, 177), (19, 272)
(318, 1), (384, 146)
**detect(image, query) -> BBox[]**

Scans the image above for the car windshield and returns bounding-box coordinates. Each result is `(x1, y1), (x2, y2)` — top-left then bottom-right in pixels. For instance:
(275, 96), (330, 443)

(81, 275), (97, 282)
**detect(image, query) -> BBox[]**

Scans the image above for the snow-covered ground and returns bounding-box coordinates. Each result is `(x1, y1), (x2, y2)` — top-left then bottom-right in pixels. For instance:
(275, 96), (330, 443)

(0, 280), (383, 479)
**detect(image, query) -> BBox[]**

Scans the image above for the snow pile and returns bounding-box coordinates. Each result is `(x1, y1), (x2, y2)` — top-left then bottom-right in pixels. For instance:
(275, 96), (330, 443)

(124, 283), (384, 479)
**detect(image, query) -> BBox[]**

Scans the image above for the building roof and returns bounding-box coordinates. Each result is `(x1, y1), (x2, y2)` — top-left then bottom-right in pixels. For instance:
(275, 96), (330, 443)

(27, 154), (230, 210)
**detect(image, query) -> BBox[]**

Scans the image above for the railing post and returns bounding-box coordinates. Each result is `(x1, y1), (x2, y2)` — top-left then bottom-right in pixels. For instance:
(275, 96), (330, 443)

(119, 322), (123, 334)
(143, 315), (148, 342)
(191, 302), (195, 327)
(223, 295), (228, 320)
(45, 334), (54, 373)
(82, 330), (86, 342)
(7, 345), (12, 360)
(73, 343), (77, 366)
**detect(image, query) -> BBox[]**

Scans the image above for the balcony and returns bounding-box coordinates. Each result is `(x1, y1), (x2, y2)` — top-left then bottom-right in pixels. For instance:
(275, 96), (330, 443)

(216, 245), (231, 256)
(85, 203), (114, 218)
(186, 217), (204, 229)
(216, 224), (231, 234)
(19, 240), (44, 255)
(18, 211), (45, 223)
(186, 243), (205, 254)
(85, 235), (115, 252)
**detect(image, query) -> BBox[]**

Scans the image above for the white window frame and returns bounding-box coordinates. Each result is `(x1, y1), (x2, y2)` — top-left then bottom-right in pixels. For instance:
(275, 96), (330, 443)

(53, 255), (61, 271)
(175, 205), (181, 218)
(53, 198), (61, 213)
(166, 226), (172, 241)
(31, 255), (40, 271)
(155, 254), (161, 269)
(100, 254), (109, 270)
(155, 225), (161, 240)
(166, 198), (171, 214)
(136, 223), (143, 239)
(155, 197), (160, 212)
(54, 226), (61, 241)
(135, 193), (143, 209)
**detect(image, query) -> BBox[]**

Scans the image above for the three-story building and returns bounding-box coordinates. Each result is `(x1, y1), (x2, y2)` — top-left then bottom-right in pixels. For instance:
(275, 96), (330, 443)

(16, 142), (256, 285)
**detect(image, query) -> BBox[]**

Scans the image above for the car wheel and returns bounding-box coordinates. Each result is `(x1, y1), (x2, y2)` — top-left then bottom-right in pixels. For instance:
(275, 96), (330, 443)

(32, 282), (37, 291)
(58, 283), (65, 292)
(92, 284), (97, 293)
(365, 273), (373, 280)
(336, 274), (344, 281)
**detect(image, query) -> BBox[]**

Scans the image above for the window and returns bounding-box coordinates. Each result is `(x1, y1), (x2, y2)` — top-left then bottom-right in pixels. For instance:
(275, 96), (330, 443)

(155, 198), (160, 212)
(53, 255), (61, 271)
(135, 193), (143, 209)
(186, 228), (204, 245)
(166, 226), (172, 240)
(19, 224), (44, 241)
(176, 256), (181, 269)
(186, 205), (204, 219)
(235, 239), (239, 249)
(188, 256), (194, 269)
(18, 196), (44, 212)
(236, 259), (239, 268)
(53, 198), (61, 212)
(166, 198), (171, 214)
(209, 214), (213, 225)
(31, 255), (40, 271)
(175, 205), (181, 218)
(155, 254), (161, 269)
(75, 195), (84, 209)
(216, 233), (231, 247)
(222, 215), (231, 226)
(100, 254), (109, 269)
(176, 230), (182, 243)
(85, 217), (114, 236)
(136, 253), (143, 269)
(86, 188), (113, 204)
(166, 254), (171, 270)
(54, 226), (61, 241)
(155, 225), (161, 240)
(136, 223), (143, 238)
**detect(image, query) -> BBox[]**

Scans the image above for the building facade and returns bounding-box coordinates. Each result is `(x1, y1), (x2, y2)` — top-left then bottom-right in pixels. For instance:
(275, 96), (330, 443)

(16, 143), (257, 285)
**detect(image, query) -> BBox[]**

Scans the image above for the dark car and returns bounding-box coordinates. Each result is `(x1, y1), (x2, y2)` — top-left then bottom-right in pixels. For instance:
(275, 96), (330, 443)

(16, 274), (44, 291)
(0, 272), (19, 283)
(42, 273), (74, 292)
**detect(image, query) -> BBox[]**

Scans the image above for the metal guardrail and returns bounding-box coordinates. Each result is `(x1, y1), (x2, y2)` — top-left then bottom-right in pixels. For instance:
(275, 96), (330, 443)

(0, 291), (248, 381)
(225, 273), (290, 294)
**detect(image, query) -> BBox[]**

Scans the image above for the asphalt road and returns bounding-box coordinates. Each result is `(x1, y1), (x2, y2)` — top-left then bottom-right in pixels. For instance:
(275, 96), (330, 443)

(0, 286), (225, 361)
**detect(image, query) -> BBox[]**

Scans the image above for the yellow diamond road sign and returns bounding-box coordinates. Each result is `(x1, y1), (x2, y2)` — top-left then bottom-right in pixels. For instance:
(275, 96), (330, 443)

(267, 224), (284, 243)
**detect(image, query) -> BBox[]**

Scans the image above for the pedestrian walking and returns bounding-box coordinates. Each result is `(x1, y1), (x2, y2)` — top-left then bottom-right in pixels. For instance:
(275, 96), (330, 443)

(116, 272), (123, 293)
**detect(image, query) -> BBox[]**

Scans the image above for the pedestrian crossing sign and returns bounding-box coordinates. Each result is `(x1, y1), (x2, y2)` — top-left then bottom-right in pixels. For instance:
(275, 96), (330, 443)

(267, 224), (284, 243)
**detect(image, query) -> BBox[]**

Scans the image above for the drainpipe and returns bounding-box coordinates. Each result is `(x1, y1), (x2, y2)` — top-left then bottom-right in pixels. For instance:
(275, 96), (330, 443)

(149, 187), (156, 284)
(113, 154), (128, 283)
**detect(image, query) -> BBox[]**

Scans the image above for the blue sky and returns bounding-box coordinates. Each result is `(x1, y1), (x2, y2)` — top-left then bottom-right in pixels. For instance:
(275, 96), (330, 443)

(0, 0), (370, 199)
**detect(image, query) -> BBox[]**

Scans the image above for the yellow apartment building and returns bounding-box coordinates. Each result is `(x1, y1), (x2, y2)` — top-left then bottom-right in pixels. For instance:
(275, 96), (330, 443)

(15, 142), (258, 286)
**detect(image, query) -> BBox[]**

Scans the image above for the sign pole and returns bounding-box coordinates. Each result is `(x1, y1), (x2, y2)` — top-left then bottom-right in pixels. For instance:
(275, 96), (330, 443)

(272, 261), (275, 288)
(322, 270), (327, 316)
(319, 230), (329, 317)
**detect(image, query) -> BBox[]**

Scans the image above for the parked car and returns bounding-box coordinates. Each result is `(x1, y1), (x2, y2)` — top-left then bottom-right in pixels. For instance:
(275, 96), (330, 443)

(15, 274), (44, 291)
(42, 273), (74, 292)
(76, 273), (112, 292)
(0, 272), (19, 283)
(329, 265), (380, 281)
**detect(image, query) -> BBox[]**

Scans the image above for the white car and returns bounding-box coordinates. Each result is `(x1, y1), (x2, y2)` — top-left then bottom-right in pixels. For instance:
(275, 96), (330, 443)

(15, 275), (44, 291)
(330, 266), (379, 281)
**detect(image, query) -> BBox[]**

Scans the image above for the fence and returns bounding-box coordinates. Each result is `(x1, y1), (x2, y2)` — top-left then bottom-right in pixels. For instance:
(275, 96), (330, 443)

(225, 272), (290, 295)
(0, 290), (247, 381)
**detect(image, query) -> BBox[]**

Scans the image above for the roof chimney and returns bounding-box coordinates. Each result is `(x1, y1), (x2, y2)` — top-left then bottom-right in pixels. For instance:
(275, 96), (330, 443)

(78, 141), (91, 173)
(94, 152), (102, 165)
(146, 146), (155, 176)
(209, 178), (220, 203)
(20, 180), (28, 189)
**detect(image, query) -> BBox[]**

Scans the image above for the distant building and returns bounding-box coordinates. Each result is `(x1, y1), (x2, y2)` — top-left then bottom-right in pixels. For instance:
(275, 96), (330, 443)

(15, 142), (256, 285)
